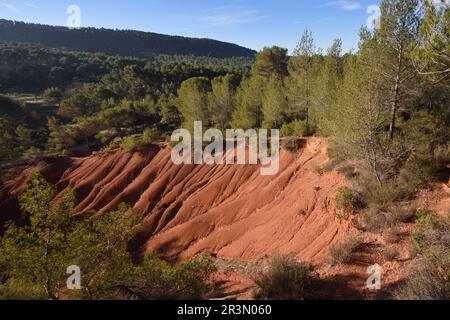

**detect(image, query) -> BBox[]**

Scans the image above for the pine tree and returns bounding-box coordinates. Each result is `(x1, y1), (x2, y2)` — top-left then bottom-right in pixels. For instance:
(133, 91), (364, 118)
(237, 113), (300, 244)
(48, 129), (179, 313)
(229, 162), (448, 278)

(285, 29), (319, 125)
(262, 76), (288, 128)
(311, 39), (343, 134)
(377, 0), (421, 140)
(413, 0), (450, 84)
(208, 74), (238, 129)
(176, 77), (211, 131)
(232, 47), (288, 129)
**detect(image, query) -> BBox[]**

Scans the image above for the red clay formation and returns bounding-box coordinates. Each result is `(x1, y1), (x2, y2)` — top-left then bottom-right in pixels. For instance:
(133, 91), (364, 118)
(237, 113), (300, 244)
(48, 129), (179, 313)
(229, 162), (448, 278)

(0, 138), (352, 264)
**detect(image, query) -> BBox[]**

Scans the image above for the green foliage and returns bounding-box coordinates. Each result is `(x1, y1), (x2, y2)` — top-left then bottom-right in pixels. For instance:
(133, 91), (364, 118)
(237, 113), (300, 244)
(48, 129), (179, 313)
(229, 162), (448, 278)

(262, 76), (287, 128)
(177, 77), (211, 130)
(253, 254), (311, 300)
(335, 187), (364, 213)
(120, 135), (142, 153)
(208, 74), (238, 129)
(395, 210), (450, 300)
(411, 210), (439, 253)
(43, 87), (64, 104)
(0, 172), (215, 300)
(0, 117), (18, 162)
(0, 171), (77, 300)
(280, 119), (314, 138)
(413, 0), (450, 84)
(0, 19), (255, 59)
(252, 46), (288, 80)
(47, 116), (75, 152)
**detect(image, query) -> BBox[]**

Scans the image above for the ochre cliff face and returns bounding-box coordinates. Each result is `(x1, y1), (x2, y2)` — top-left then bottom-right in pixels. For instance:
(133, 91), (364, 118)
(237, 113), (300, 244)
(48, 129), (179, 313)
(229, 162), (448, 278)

(0, 138), (351, 263)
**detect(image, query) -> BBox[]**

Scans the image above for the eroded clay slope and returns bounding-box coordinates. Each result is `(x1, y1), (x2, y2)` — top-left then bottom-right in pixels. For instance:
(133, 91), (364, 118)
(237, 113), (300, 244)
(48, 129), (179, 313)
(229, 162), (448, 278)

(0, 138), (351, 263)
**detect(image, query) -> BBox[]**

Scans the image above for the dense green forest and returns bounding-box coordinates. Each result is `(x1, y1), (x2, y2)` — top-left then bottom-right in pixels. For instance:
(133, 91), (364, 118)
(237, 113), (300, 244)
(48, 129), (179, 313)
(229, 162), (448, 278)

(0, 0), (449, 300)
(0, 19), (256, 58)
(0, 42), (253, 92)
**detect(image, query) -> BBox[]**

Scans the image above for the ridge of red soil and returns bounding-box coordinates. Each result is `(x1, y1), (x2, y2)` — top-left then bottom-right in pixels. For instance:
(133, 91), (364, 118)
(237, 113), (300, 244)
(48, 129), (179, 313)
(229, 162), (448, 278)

(0, 138), (352, 264)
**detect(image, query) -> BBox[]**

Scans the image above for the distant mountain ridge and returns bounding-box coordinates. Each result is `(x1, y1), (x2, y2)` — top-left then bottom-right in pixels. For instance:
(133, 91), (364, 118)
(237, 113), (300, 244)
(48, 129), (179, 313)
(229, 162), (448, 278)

(0, 19), (256, 59)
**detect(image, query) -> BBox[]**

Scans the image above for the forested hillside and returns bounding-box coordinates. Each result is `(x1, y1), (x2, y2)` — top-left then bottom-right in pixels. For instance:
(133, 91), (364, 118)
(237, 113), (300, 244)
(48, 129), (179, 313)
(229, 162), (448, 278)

(0, 19), (256, 58)
(0, 42), (253, 91)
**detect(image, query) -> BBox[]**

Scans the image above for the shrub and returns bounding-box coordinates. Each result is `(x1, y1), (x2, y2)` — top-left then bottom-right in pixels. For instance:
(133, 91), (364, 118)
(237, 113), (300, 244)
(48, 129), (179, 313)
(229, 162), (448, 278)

(335, 187), (364, 213)
(253, 254), (311, 300)
(281, 137), (304, 152)
(43, 87), (64, 104)
(387, 205), (418, 225)
(142, 127), (161, 143)
(334, 209), (350, 221)
(362, 184), (402, 210)
(395, 211), (450, 300)
(393, 260), (450, 300)
(357, 207), (387, 232)
(281, 120), (316, 138)
(120, 136), (140, 152)
(329, 236), (361, 265)
(411, 211), (439, 253)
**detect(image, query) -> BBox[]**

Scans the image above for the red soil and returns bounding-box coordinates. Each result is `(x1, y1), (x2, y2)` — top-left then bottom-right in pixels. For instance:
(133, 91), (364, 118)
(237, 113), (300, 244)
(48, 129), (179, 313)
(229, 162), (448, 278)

(0, 138), (352, 264)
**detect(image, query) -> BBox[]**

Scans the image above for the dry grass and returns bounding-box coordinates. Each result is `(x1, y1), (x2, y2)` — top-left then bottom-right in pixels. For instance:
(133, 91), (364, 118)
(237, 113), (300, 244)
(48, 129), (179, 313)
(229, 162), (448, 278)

(253, 254), (311, 300)
(329, 236), (362, 265)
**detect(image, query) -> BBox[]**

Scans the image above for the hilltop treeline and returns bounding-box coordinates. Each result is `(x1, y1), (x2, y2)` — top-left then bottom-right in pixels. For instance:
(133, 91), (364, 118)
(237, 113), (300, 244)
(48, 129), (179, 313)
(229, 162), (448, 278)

(0, 19), (256, 58)
(0, 42), (253, 92)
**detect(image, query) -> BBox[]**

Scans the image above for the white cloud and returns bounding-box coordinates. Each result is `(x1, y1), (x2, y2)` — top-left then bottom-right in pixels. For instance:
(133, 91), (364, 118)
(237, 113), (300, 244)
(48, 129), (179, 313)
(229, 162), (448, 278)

(325, 0), (361, 11)
(25, 3), (39, 9)
(201, 10), (266, 26)
(0, 2), (19, 12)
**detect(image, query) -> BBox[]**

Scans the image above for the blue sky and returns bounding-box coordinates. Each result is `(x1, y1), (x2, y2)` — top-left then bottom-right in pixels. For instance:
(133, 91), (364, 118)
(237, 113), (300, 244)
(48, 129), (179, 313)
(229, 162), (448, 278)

(0, 0), (382, 53)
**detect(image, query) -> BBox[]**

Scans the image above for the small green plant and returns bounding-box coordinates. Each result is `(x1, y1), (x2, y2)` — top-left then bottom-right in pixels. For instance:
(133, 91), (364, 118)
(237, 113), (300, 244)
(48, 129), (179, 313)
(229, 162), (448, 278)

(334, 209), (350, 221)
(329, 236), (361, 265)
(280, 119), (316, 138)
(411, 210), (438, 253)
(253, 254), (311, 300)
(335, 187), (364, 213)
(142, 127), (161, 143)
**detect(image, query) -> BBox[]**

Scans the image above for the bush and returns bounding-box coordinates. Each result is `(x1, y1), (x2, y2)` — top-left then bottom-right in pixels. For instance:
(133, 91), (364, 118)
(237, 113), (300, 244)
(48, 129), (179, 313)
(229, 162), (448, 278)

(362, 184), (402, 210)
(118, 252), (217, 300)
(356, 207), (387, 232)
(281, 120), (316, 138)
(329, 236), (361, 265)
(253, 254), (311, 300)
(142, 127), (161, 143)
(43, 87), (64, 104)
(281, 137), (304, 152)
(393, 260), (450, 300)
(387, 205), (418, 225)
(121, 136), (142, 152)
(395, 211), (450, 300)
(335, 187), (364, 213)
